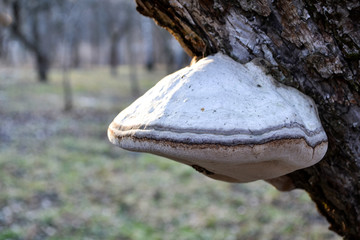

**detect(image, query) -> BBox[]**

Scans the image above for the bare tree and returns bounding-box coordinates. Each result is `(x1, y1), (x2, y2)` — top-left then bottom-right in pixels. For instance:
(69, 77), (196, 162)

(6, 0), (55, 82)
(134, 0), (360, 239)
(104, 0), (128, 76)
(59, 1), (80, 112)
(126, 2), (140, 98)
(142, 17), (155, 71)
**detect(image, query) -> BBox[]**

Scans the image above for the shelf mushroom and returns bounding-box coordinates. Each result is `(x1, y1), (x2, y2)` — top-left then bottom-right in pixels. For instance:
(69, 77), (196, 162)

(107, 53), (328, 191)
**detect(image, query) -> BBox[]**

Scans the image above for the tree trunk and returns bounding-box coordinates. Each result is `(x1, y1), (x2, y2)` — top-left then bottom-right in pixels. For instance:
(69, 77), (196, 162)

(35, 53), (49, 82)
(135, 0), (360, 239)
(0, 32), (5, 58)
(10, 0), (50, 82)
(126, 4), (140, 98)
(109, 28), (120, 76)
(142, 17), (155, 71)
(31, 13), (49, 82)
(127, 31), (140, 98)
(70, 37), (81, 69)
(90, 2), (102, 65)
(62, 67), (73, 112)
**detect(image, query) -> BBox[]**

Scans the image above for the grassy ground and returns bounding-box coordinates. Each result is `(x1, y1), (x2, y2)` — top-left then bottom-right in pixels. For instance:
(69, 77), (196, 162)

(0, 65), (340, 240)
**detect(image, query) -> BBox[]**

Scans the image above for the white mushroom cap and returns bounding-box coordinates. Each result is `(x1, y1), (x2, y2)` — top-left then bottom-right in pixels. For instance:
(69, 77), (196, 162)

(108, 53), (328, 184)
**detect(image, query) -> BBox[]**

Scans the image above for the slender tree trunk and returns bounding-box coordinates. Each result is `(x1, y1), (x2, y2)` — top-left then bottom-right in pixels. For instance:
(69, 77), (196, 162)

(62, 32), (73, 112)
(90, 2), (102, 65)
(71, 37), (81, 69)
(163, 35), (176, 74)
(127, 34), (140, 98)
(135, 0), (360, 239)
(0, 33), (5, 58)
(142, 17), (155, 71)
(62, 68), (73, 112)
(60, 2), (76, 112)
(35, 54), (49, 82)
(126, 7), (140, 98)
(109, 29), (120, 76)
(31, 13), (49, 82)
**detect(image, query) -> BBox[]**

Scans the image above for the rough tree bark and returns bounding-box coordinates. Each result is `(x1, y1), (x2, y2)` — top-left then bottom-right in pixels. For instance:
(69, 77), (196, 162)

(134, 0), (360, 239)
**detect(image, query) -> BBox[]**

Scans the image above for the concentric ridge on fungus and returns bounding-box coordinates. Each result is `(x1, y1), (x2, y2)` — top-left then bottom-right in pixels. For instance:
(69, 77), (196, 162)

(109, 121), (326, 147)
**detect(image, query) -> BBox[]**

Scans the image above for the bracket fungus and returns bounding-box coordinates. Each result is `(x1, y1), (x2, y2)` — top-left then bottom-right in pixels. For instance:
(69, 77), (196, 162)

(108, 53), (328, 191)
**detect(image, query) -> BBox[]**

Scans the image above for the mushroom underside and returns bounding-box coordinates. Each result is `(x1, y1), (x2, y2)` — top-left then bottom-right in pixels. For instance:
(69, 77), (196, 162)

(108, 127), (327, 184)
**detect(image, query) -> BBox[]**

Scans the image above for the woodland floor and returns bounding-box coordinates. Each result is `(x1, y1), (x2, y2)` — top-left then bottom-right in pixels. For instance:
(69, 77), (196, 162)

(0, 65), (340, 240)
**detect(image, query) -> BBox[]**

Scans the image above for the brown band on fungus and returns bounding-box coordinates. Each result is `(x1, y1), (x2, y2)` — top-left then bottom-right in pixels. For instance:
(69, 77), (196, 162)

(108, 123), (327, 149)
(192, 165), (215, 175)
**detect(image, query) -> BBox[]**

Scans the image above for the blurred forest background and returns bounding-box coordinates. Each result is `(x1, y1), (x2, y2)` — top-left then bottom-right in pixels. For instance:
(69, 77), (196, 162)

(0, 0), (340, 239)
